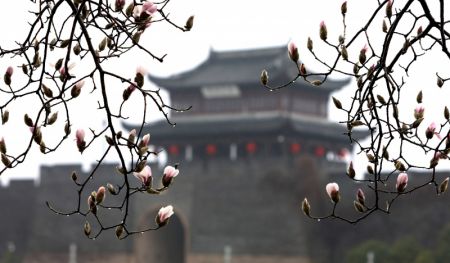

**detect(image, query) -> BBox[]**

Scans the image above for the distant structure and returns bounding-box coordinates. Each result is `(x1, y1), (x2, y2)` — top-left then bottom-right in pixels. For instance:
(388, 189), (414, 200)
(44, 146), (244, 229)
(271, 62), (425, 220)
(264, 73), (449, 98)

(2, 47), (449, 263)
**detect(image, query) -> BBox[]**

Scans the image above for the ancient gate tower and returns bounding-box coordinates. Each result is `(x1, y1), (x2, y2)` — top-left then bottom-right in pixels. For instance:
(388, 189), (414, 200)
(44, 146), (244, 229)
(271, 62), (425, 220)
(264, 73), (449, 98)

(129, 46), (366, 263)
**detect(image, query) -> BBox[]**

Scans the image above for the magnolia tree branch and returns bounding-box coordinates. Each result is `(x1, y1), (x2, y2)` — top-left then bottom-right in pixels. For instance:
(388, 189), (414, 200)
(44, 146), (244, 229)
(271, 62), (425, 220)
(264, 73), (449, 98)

(261, 0), (450, 223)
(0, 0), (193, 239)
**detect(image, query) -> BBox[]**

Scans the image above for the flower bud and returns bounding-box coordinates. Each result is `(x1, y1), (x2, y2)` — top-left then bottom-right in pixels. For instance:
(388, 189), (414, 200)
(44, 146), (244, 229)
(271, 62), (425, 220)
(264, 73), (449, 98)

(115, 0), (126, 11)
(396, 172), (408, 192)
(445, 106), (449, 120)
(425, 122), (436, 140)
(299, 63), (307, 76)
(162, 165), (179, 187)
(84, 221), (91, 236)
(341, 1), (347, 15)
(332, 96), (342, 109)
(307, 37), (313, 51)
(319, 21), (327, 41)
(115, 225), (124, 239)
(260, 70), (268, 86)
(76, 129), (86, 153)
(96, 186), (106, 204)
(287, 42), (299, 62)
(24, 114), (34, 127)
(417, 26), (423, 35)
(376, 94), (386, 105)
(394, 160), (406, 171)
(0, 137), (6, 154)
(48, 112), (58, 125)
(359, 45), (368, 64)
(437, 76), (444, 88)
(156, 205), (174, 227)
(107, 183), (117, 195)
(185, 16), (194, 31)
(64, 122), (71, 136)
(98, 37), (107, 52)
(386, 0), (392, 18)
(414, 105), (424, 120)
(73, 44), (81, 55)
(326, 182), (340, 203)
(127, 129), (136, 148)
(356, 189), (366, 206)
(39, 141), (46, 153)
(440, 177), (449, 194)
(341, 46), (348, 60)
(1, 153), (11, 168)
(353, 201), (364, 213)
(2, 110), (9, 125)
(71, 171), (77, 182)
(382, 20), (388, 33)
(347, 161), (355, 179)
(301, 198), (311, 216)
(133, 165), (152, 187)
(416, 90), (423, 103)
(71, 80), (85, 98)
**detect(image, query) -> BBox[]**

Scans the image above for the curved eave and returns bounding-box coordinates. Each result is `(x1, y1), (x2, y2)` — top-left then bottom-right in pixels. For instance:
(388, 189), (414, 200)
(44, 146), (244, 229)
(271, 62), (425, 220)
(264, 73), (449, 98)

(148, 46), (351, 93)
(122, 113), (369, 143)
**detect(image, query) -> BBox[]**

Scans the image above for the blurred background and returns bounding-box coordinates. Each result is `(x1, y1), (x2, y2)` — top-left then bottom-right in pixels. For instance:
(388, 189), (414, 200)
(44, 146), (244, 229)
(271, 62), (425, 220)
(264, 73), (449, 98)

(0, 0), (450, 262)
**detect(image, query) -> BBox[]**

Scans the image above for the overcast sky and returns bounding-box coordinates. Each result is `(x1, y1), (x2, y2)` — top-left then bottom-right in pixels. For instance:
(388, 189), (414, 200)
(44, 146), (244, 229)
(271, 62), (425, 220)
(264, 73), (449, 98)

(0, 0), (448, 184)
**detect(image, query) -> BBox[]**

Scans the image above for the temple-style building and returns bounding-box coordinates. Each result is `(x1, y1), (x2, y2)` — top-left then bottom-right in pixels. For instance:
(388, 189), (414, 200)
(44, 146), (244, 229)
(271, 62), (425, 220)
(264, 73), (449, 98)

(126, 46), (366, 263)
(2, 46), (450, 263)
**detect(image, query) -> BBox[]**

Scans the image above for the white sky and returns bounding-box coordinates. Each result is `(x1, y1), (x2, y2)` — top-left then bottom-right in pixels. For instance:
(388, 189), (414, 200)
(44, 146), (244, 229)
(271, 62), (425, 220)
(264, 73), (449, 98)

(0, 0), (448, 184)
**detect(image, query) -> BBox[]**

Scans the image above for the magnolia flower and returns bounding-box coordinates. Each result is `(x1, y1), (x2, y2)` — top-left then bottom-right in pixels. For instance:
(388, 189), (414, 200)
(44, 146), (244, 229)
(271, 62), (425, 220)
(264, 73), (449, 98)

(142, 134), (150, 146)
(123, 83), (137, 101)
(71, 80), (85, 98)
(396, 172), (408, 192)
(414, 105), (425, 119)
(162, 165), (179, 187)
(356, 188), (365, 206)
(319, 21), (327, 41)
(326, 182), (340, 203)
(134, 165), (152, 187)
(76, 129), (86, 153)
(115, 0), (126, 11)
(96, 186), (106, 204)
(425, 122), (440, 139)
(6, 66), (13, 76)
(156, 205), (174, 226)
(359, 44), (368, 64)
(288, 42), (299, 62)
(142, 1), (157, 15)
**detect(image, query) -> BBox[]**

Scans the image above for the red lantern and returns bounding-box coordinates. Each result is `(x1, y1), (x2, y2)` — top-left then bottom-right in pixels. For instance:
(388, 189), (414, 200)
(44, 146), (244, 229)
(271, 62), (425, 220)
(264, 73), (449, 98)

(168, 145), (179, 155)
(290, 143), (301, 154)
(206, 144), (217, 155)
(246, 142), (257, 154)
(315, 146), (325, 157)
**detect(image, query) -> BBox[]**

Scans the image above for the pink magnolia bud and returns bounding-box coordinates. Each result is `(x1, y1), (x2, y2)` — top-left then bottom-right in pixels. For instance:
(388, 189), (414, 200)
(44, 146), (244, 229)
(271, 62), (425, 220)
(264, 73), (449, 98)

(76, 129), (86, 153)
(156, 205), (174, 226)
(134, 165), (152, 187)
(356, 188), (365, 206)
(425, 122), (438, 139)
(162, 165), (179, 187)
(319, 21), (327, 41)
(142, 1), (157, 15)
(142, 134), (150, 146)
(6, 66), (13, 76)
(326, 182), (340, 203)
(115, 0), (126, 11)
(287, 42), (299, 62)
(96, 186), (106, 204)
(396, 172), (408, 192)
(414, 105), (425, 119)
(359, 45), (368, 64)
